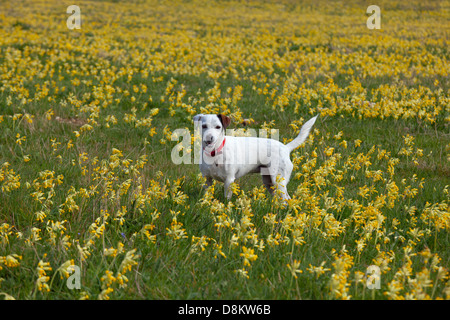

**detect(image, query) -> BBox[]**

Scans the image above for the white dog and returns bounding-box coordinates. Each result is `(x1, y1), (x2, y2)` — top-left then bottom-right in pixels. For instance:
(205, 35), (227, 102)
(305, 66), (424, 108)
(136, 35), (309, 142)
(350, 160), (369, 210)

(194, 114), (318, 200)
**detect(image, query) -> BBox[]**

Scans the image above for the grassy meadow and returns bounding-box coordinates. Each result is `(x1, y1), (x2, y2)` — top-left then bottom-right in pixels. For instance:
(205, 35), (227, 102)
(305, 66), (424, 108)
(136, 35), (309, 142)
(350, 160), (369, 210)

(0, 0), (449, 300)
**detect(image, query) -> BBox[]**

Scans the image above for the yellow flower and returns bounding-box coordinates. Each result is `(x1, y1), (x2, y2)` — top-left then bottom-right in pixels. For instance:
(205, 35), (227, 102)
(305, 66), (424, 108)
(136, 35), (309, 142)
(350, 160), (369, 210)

(287, 260), (303, 279)
(0, 254), (22, 269)
(15, 133), (26, 145)
(36, 259), (52, 292)
(235, 268), (249, 279)
(307, 262), (330, 278)
(119, 249), (139, 273)
(213, 243), (227, 259)
(57, 260), (76, 279)
(0, 292), (15, 300)
(100, 270), (116, 288)
(240, 246), (258, 267)
(324, 147), (334, 157)
(35, 211), (47, 222)
(98, 287), (114, 300)
(190, 236), (209, 254)
(166, 218), (188, 240)
(45, 109), (54, 120)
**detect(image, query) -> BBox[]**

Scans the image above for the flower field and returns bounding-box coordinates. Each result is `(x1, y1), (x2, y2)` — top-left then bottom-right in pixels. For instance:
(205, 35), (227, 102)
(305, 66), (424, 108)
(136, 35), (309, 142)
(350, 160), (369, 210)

(0, 0), (449, 300)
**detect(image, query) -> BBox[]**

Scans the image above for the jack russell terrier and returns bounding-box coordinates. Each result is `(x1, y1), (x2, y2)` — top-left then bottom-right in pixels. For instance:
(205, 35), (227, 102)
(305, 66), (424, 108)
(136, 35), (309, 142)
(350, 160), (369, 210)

(194, 114), (318, 201)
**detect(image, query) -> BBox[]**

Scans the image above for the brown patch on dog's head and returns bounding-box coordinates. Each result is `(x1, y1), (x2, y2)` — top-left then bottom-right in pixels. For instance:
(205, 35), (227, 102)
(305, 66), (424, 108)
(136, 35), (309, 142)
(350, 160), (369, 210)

(217, 114), (231, 129)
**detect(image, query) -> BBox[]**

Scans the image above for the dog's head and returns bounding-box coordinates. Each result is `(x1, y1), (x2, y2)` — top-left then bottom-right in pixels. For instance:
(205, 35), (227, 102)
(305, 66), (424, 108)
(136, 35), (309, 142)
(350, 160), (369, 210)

(194, 114), (231, 147)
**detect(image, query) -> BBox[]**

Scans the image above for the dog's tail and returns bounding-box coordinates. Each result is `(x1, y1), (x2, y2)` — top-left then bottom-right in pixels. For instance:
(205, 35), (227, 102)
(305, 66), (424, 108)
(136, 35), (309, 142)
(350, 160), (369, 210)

(286, 115), (318, 153)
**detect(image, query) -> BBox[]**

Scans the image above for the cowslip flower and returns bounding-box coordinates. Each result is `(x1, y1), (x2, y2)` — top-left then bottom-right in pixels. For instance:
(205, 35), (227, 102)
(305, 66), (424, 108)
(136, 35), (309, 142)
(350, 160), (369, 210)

(0, 292), (15, 300)
(287, 260), (303, 279)
(98, 287), (114, 300)
(36, 259), (52, 292)
(190, 235), (210, 254)
(15, 133), (26, 145)
(240, 246), (257, 267)
(212, 243), (227, 259)
(101, 270), (116, 288)
(235, 268), (249, 279)
(118, 249), (140, 274)
(307, 262), (330, 278)
(57, 259), (76, 279)
(0, 254), (22, 269)
(166, 218), (188, 240)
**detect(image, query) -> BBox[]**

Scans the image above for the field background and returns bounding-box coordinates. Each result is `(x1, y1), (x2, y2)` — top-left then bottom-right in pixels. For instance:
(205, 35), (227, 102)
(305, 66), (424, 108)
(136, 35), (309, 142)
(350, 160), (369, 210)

(0, 0), (449, 300)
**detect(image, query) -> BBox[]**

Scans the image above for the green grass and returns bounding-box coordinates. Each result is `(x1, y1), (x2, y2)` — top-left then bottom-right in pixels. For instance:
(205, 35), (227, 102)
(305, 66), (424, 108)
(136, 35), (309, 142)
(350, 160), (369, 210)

(2, 88), (448, 299)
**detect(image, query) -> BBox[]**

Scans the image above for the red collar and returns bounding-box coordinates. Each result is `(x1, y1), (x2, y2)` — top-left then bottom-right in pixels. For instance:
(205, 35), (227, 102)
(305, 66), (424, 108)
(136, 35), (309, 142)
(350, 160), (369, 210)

(204, 138), (226, 157)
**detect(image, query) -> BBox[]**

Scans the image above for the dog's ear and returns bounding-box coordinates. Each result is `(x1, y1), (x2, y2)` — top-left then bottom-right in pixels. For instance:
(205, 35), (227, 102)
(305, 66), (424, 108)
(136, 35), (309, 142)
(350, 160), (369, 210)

(217, 114), (231, 129)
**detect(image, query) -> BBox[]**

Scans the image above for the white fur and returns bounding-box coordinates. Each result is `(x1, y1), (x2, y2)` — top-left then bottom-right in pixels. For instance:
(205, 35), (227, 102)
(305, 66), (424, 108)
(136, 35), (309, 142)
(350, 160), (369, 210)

(194, 114), (318, 200)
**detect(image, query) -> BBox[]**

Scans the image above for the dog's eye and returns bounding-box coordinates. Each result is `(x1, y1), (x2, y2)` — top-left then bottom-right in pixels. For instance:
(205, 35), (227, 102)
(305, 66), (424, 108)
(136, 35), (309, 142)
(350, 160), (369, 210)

(202, 125), (207, 129)
(215, 126), (221, 129)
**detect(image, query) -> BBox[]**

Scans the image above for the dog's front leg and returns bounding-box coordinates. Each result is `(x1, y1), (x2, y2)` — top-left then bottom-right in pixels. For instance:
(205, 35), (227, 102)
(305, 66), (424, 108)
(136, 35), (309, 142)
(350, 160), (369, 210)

(224, 178), (235, 200)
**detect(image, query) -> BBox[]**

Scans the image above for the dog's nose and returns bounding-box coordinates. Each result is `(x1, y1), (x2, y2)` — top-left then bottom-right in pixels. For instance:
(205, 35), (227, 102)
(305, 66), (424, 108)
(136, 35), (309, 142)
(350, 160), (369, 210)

(205, 135), (215, 145)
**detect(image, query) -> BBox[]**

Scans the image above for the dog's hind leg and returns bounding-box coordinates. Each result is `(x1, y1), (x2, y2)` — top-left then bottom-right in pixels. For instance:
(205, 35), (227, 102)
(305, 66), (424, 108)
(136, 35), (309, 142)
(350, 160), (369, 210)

(272, 161), (293, 200)
(276, 182), (291, 200)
